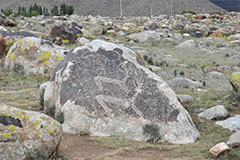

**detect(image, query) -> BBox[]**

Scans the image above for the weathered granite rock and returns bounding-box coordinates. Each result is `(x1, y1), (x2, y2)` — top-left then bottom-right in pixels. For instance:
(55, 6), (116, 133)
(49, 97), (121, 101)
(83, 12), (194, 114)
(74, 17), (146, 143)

(198, 105), (228, 120)
(209, 142), (230, 157)
(168, 78), (203, 89)
(4, 37), (68, 75)
(0, 104), (62, 160)
(216, 115), (240, 132)
(127, 31), (161, 43)
(44, 40), (200, 144)
(227, 132), (240, 147)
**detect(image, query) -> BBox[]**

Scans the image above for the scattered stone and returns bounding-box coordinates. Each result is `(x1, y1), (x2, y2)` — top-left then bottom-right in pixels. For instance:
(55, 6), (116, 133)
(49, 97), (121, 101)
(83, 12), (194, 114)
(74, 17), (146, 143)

(194, 108), (205, 113)
(198, 105), (228, 120)
(44, 40), (200, 144)
(127, 31), (161, 43)
(177, 94), (194, 104)
(50, 22), (82, 43)
(227, 132), (240, 147)
(175, 40), (196, 48)
(4, 37), (68, 75)
(216, 115), (240, 132)
(209, 142), (230, 157)
(168, 78), (203, 89)
(0, 104), (62, 160)
(76, 37), (90, 46)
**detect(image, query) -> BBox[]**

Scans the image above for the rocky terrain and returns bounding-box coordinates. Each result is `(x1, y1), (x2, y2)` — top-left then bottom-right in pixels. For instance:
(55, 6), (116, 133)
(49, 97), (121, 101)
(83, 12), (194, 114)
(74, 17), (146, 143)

(0, 0), (226, 16)
(0, 10), (240, 160)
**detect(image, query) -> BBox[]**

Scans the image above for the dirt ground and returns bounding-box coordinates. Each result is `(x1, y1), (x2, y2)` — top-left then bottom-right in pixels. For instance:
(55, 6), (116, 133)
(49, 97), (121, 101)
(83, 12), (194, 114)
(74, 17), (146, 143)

(58, 134), (189, 160)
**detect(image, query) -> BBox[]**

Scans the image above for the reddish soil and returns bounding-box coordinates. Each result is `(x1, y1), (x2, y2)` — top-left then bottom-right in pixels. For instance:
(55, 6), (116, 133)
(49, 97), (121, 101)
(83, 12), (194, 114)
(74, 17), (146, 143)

(58, 134), (189, 160)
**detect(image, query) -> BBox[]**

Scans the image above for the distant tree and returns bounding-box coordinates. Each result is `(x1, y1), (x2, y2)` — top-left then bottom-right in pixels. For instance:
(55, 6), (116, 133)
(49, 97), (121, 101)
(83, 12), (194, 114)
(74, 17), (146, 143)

(38, 6), (42, 15)
(66, 5), (74, 15)
(45, 8), (50, 16)
(1, 8), (13, 16)
(51, 6), (59, 16)
(29, 5), (33, 16)
(60, 3), (66, 15)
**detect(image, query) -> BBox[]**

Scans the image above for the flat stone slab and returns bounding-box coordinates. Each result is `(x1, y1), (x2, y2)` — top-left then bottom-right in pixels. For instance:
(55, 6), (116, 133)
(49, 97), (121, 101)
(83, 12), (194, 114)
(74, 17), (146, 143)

(209, 142), (230, 157)
(215, 115), (240, 131)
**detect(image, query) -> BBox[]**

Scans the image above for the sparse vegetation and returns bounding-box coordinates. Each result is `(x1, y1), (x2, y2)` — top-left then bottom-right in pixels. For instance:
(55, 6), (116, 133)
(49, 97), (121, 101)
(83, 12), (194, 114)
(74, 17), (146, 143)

(1, 3), (74, 17)
(143, 123), (161, 143)
(1, 8), (13, 16)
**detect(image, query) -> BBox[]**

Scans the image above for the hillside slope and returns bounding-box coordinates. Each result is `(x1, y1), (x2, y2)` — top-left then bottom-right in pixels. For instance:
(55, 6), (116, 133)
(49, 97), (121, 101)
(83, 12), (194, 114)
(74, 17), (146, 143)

(0, 0), (226, 16)
(210, 0), (240, 11)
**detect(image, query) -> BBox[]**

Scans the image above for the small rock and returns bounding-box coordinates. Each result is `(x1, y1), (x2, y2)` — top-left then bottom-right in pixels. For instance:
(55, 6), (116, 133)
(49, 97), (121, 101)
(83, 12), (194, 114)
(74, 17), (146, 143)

(177, 94), (194, 104)
(198, 105), (228, 120)
(216, 115), (240, 132)
(194, 108), (205, 113)
(227, 132), (240, 147)
(168, 78), (203, 89)
(209, 142), (230, 157)
(127, 31), (161, 43)
(207, 71), (225, 79)
(175, 40), (196, 48)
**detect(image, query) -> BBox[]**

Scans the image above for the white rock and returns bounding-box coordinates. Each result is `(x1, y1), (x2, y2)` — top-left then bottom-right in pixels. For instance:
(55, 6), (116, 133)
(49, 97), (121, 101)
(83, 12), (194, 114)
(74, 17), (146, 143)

(177, 94), (194, 104)
(77, 37), (90, 46)
(175, 40), (196, 48)
(227, 132), (240, 147)
(127, 31), (161, 43)
(209, 142), (230, 157)
(216, 115), (240, 131)
(168, 78), (203, 89)
(198, 105), (228, 120)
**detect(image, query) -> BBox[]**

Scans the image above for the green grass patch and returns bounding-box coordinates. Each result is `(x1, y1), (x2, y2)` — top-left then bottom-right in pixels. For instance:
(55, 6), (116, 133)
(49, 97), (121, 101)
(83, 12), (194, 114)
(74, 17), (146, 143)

(0, 68), (49, 110)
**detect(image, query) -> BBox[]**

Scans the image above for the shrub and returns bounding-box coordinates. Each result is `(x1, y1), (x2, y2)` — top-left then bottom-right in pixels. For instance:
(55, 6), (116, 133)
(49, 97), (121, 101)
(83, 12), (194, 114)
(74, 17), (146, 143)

(13, 63), (25, 74)
(143, 123), (161, 143)
(51, 6), (59, 16)
(181, 10), (196, 15)
(60, 3), (74, 15)
(31, 11), (39, 17)
(39, 88), (45, 108)
(44, 101), (56, 118)
(1, 8), (13, 16)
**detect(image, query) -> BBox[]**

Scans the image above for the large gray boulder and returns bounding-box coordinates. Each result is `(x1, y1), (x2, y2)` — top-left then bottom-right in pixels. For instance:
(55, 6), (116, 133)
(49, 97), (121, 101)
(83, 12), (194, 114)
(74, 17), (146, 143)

(44, 40), (200, 144)
(4, 37), (68, 75)
(0, 104), (62, 160)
